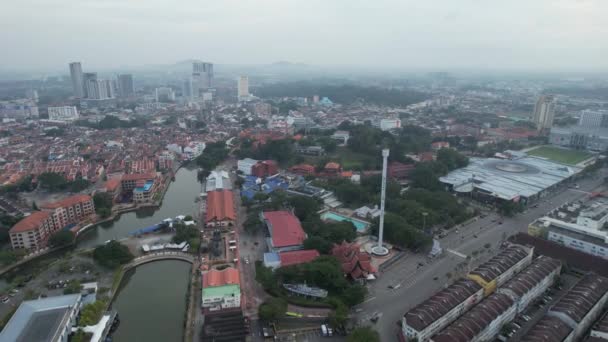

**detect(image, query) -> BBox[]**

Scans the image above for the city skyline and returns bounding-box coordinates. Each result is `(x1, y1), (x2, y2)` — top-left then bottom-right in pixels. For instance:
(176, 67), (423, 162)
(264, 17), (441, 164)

(1, 0), (607, 71)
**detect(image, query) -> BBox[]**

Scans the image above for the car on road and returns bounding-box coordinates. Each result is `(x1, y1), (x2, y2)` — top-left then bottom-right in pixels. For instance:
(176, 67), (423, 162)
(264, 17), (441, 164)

(1, 296), (9, 303)
(473, 234), (478, 238)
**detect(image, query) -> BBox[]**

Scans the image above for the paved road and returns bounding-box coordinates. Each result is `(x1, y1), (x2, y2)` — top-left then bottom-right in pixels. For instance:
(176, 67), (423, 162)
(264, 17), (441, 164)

(355, 171), (607, 342)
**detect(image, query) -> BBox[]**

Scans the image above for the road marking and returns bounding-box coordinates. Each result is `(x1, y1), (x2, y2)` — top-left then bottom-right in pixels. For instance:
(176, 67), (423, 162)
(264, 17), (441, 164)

(447, 249), (467, 259)
(363, 296), (376, 303)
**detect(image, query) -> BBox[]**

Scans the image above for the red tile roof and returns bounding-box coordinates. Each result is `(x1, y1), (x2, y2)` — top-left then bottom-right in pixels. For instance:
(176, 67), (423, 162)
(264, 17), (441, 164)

(10, 211), (50, 233)
(202, 267), (240, 288)
(263, 211), (306, 248)
(325, 162), (341, 170)
(279, 249), (320, 267)
(41, 194), (92, 209)
(121, 172), (156, 181)
(104, 178), (120, 192)
(205, 190), (236, 223)
(331, 241), (375, 279)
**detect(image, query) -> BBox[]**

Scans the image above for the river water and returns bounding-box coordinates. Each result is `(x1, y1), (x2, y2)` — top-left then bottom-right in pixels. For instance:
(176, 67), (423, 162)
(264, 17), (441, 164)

(78, 166), (202, 248)
(111, 260), (192, 342)
(85, 166), (201, 341)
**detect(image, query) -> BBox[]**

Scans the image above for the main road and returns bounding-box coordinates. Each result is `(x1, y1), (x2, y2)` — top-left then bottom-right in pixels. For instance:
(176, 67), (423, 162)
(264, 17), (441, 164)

(356, 170), (607, 342)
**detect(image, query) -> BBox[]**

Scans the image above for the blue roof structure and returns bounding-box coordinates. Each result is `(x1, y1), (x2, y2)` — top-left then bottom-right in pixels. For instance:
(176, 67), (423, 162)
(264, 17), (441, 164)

(129, 223), (164, 236)
(241, 175), (288, 200)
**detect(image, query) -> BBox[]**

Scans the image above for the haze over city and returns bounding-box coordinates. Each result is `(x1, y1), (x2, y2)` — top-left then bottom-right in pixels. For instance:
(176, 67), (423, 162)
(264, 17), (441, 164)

(2, 1), (608, 342)
(2, 0), (608, 71)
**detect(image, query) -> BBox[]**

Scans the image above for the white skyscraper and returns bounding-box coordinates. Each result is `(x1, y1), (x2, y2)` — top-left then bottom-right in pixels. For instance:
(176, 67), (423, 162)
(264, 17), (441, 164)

(69, 62), (84, 98)
(237, 76), (250, 101)
(532, 95), (556, 131)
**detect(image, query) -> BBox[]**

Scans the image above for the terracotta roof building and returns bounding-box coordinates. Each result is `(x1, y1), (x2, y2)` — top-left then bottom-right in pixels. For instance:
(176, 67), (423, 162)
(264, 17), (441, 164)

(9, 211), (55, 250)
(289, 164), (315, 176)
(205, 190), (236, 228)
(279, 249), (320, 267)
(40, 194), (95, 232)
(331, 241), (375, 280)
(262, 211), (306, 252)
(202, 267), (241, 310)
(251, 160), (278, 178)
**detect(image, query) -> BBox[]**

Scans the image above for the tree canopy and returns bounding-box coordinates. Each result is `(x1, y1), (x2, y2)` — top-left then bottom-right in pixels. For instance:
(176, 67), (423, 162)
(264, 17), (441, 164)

(48, 230), (75, 248)
(258, 297), (287, 322)
(93, 241), (134, 269)
(195, 141), (228, 171)
(347, 327), (381, 342)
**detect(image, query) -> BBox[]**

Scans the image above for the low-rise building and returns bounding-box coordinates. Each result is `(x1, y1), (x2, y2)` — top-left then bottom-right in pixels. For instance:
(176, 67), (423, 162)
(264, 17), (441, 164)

(206, 170), (231, 192)
(550, 126), (608, 152)
(262, 211), (306, 252)
(401, 279), (484, 342)
(529, 198), (608, 260)
(0, 294), (82, 342)
(263, 249), (320, 269)
(430, 256), (561, 342)
(330, 131), (350, 145)
(205, 190), (236, 228)
(331, 241), (375, 280)
(48, 106), (79, 122)
(588, 311), (608, 341)
(295, 145), (325, 156)
(467, 244), (534, 295)
(522, 273), (608, 342)
(201, 268), (241, 311)
(252, 160), (278, 178)
(237, 158), (258, 175)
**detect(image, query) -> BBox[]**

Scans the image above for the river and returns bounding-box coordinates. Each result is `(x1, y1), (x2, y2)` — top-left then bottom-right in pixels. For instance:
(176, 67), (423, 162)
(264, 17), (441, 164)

(78, 166), (202, 248)
(111, 260), (192, 342)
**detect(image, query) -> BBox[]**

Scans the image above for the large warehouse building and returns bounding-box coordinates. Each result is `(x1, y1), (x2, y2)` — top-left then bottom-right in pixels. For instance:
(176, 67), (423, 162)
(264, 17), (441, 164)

(439, 154), (583, 205)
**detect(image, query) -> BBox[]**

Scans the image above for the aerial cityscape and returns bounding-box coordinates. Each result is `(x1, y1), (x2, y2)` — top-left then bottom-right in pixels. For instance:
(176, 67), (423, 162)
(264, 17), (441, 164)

(1, 1), (608, 342)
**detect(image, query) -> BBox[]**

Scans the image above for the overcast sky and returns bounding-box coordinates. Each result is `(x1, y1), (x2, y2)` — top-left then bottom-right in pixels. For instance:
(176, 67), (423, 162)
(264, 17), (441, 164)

(1, 0), (607, 71)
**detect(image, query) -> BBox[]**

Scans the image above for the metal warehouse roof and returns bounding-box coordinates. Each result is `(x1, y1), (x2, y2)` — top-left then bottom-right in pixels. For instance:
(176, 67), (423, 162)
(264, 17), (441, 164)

(439, 157), (582, 200)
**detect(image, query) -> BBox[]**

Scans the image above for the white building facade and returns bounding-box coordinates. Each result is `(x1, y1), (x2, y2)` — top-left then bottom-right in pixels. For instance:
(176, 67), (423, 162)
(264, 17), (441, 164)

(48, 106), (79, 122)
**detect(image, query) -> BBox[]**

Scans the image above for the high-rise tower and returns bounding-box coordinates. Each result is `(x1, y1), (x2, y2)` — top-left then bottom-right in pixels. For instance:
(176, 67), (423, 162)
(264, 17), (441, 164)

(69, 62), (84, 98)
(372, 149), (390, 256)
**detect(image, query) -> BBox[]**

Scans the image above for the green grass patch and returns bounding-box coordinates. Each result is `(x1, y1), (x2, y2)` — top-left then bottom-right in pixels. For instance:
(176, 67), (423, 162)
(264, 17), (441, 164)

(527, 146), (592, 165)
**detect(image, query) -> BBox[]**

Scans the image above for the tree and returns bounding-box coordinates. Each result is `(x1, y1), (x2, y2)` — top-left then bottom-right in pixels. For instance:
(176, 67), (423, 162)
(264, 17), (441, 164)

(37, 172), (68, 191)
(48, 230), (75, 248)
(303, 236), (333, 254)
(244, 213), (262, 233)
(409, 162), (447, 191)
(436, 148), (469, 171)
(498, 200), (521, 217)
(93, 241), (134, 269)
(340, 284), (367, 307)
(173, 223), (199, 243)
(71, 329), (93, 342)
(63, 279), (82, 294)
(347, 327), (380, 342)
(258, 297), (287, 322)
(79, 300), (107, 326)
(93, 192), (113, 216)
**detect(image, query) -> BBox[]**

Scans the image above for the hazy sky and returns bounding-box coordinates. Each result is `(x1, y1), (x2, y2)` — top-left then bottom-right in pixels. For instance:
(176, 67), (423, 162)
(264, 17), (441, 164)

(2, 0), (607, 71)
